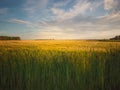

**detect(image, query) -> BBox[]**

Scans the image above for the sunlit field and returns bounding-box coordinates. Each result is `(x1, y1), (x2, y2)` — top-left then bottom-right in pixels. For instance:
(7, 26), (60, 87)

(0, 40), (120, 90)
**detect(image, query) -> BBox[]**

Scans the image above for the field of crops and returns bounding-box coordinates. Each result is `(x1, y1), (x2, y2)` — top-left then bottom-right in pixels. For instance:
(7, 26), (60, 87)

(0, 40), (120, 90)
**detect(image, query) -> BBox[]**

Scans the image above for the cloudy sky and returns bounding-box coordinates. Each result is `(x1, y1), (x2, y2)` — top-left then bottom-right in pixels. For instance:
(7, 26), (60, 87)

(0, 0), (120, 39)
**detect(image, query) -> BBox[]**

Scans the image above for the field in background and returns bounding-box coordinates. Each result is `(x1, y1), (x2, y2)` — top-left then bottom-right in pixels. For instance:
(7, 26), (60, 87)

(0, 40), (120, 90)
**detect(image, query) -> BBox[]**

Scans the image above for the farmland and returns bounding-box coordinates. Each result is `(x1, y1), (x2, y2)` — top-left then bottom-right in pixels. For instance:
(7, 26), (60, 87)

(0, 40), (120, 90)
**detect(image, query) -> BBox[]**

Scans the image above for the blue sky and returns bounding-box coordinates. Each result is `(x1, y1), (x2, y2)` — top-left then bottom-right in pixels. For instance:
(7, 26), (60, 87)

(0, 0), (120, 39)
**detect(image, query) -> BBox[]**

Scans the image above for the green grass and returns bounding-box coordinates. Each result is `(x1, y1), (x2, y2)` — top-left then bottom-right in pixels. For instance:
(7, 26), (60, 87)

(0, 40), (120, 90)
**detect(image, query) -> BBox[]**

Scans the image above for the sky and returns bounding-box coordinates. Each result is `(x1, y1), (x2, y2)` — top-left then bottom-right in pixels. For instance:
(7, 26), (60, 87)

(0, 0), (120, 39)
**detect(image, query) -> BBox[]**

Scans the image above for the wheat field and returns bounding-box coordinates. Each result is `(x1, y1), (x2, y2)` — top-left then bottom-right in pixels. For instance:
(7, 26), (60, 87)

(0, 40), (120, 90)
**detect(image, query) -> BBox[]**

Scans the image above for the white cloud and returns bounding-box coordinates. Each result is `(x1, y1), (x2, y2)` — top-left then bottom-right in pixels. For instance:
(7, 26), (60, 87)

(104, 0), (120, 12)
(53, 0), (71, 7)
(97, 12), (120, 25)
(51, 1), (91, 21)
(8, 19), (40, 29)
(24, 0), (49, 14)
(105, 13), (120, 21)
(104, 0), (114, 10)
(9, 19), (30, 24)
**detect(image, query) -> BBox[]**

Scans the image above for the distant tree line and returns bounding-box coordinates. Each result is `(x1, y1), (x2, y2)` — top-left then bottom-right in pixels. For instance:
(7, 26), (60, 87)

(0, 36), (21, 40)
(110, 35), (120, 40)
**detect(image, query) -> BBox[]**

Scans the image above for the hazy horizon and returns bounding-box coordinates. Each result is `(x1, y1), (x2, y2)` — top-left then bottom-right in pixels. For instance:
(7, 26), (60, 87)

(0, 0), (120, 39)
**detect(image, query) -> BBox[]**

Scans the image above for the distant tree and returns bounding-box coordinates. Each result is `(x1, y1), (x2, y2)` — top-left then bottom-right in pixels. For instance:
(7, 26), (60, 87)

(110, 35), (120, 40)
(0, 36), (21, 40)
